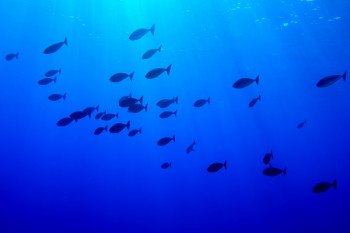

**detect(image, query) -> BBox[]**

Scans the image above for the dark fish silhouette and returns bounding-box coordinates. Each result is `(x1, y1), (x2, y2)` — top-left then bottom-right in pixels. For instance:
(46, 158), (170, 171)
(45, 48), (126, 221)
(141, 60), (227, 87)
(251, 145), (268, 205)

(83, 105), (99, 118)
(110, 72), (134, 82)
(128, 103), (148, 113)
(145, 65), (172, 79)
(95, 110), (106, 120)
(142, 45), (161, 59)
(313, 180), (337, 193)
(5, 52), (19, 61)
(109, 120), (130, 133)
(161, 162), (171, 169)
(38, 77), (56, 85)
(119, 95), (143, 108)
(56, 117), (73, 126)
(249, 95), (261, 108)
(263, 167), (286, 176)
(94, 125), (108, 135)
(207, 160), (226, 172)
(316, 71), (346, 88)
(129, 24), (155, 40)
(233, 75), (259, 89)
(194, 97), (210, 107)
(48, 93), (66, 101)
(157, 135), (175, 146)
(156, 96), (178, 108)
(70, 111), (88, 122)
(159, 110), (177, 119)
(101, 112), (118, 121)
(297, 120), (307, 129)
(263, 152), (273, 165)
(43, 37), (67, 54)
(186, 141), (196, 154)
(128, 128), (142, 137)
(45, 68), (61, 77)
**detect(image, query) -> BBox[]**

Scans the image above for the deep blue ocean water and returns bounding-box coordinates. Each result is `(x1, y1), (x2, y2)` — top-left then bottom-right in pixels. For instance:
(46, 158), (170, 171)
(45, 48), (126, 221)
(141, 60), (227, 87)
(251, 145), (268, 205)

(1, 0), (350, 232)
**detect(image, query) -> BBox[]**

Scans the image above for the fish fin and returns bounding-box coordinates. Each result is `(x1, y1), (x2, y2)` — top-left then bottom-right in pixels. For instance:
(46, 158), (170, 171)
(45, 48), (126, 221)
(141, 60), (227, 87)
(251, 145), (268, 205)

(150, 24), (155, 35)
(173, 134), (175, 142)
(139, 96), (143, 105)
(158, 45), (162, 52)
(333, 180), (337, 190)
(193, 140), (196, 145)
(129, 93), (132, 97)
(139, 128), (142, 134)
(175, 96), (178, 104)
(103, 110), (106, 115)
(224, 160), (227, 169)
(74, 119), (78, 123)
(116, 112), (119, 119)
(96, 105), (99, 112)
(126, 120), (130, 130)
(53, 77), (57, 83)
(166, 65), (172, 75)
(169, 162), (172, 168)
(16, 52), (19, 59)
(208, 96), (211, 104)
(343, 70), (347, 81)
(130, 72), (134, 81)
(283, 168), (287, 176)
(258, 95), (261, 100)
(105, 125), (108, 131)
(256, 75), (260, 85)
(63, 93), (66, 100)
(304, 120), (307, 124)
(174, 110), (177, 116)
(145, 103), (148, 112)
(64, 37), (67, 46)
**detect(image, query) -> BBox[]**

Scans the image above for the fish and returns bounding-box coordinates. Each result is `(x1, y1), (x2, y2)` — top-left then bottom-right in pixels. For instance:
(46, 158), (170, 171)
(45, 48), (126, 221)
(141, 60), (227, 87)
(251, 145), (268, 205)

(95, 110), (106, 120)
(142, 45), (162, 59)
(119, 95), (143, 108)
(128, 103), (148, 113)
(94, 125), (108, 135)
(70, 111), (88, 122)
(159, 110), (177, 119)
(313, 180), (337, 193)
(128, 128), (142, 137)
(45, 68), (61, 77)
(297, 120), (307, 129)
(263, 152), (273, 165)
(194, 97), (210, 107)
(249, 95), (261, 108)
(5, 52), (19, 61)
(48, 93), (66, 101)
(101, 112), (119, 121)
(110, 72), (134, 82)
(316, 71), (346, 88)
(233, 75), (259, 89)
(157, 135), (175, 146)
(129, 24), (155, 40)
(83, 105), (99, 118)
(43, 37), (67, 54)
(145, 65), (172, 79)
(109, 120), (130, 133)
(156, 96), (178, 108)
(262, 167), (286, 176)
(207, 160), (227, 172)
(56, 117), (73, 127)
(186, 141), (196, 154)
(161, 162), (172, 169)
(38, 77), (56, 85)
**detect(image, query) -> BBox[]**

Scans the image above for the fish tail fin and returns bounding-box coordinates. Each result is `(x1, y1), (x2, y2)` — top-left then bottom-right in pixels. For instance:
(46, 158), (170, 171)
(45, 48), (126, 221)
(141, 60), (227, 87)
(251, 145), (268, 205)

(283, 168), (287, 176)
(158, 45), (162, 52)
(208, 96), (211, 104)
(150, 24), (155, 35)
(258, 95), (261, 100)
(126, 120), (130, 130)
(304, 120), (307, 124)
(173, 134), (175, 142)
(169, 162), (172, 168)
(96, 105), (99, 112)
(53, 77), (57, 83)
(59, 67), (62, 74)
(63, 93), (66, 100)
(224, 160), (227, 169)
(174, 110), (177, 116)
(130, 72), (134, 81)
(103, 110), (106, 115)
(116, 112), (119, 119)
(145, 103), (148, 112)
(193, 140), (196, 145)
(343, 70), (347, 81)
(333, 180), (337, 190)
(256, 75), (260, 85)
(105, 125), (108, 132)
(175, 96), (178, 104)
(139, 128), (142, 134)
(16, 52), (19, 59)
(166, 65), (172, 75)
(139, 96), (143, 105)
(64, 37), (68, 46)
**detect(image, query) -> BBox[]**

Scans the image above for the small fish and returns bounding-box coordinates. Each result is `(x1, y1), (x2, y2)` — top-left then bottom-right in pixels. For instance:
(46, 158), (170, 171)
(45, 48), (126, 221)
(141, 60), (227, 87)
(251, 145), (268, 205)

(109, 120), (130, 133)
(157, 135), (175, 146)
(70, 111), (88, 122)
(156, 96), (178, 108)
(316, 71), (346, 88)
(263, 152), (273, 165)
(56, 117), (73, 127)
(159, 110), (177, 119)
(145, 65), (172, 79)
(129, 24), (155, 40)
(48, 93), (66, 101)
(119, 95), (143, 108)
(161, 162), (172, 169)
(110, 72), (134, 83)
(128, 128), (142, 137)
(207, 160), (227, 172)
(233, 75), (259, 89)
(186, 141), (196, 154)
(5, 52), (19, 61)
(142, 45), (162, 59)
(45, 68), (61, 77)
(194, 97), (210, 107)
(95, 110), (106, 120)
(297, 120), (307, 129)
(83, 105), (99, 118)
(43, 37), (67, 54)
(38, 77), (56, 85)
(313, 180), (337, 193)
(94, 125), (108, 135)
(128, 103), (148, 113)
(262, 167), (286, 176)
(249, 95), (261, 108)
(101, 112), (119, 121)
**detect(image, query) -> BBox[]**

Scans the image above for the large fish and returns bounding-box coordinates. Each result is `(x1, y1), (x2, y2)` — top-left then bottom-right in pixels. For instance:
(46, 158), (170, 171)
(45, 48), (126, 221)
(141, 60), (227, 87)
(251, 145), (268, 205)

(263, 152), (273, 165)
(313, 180), (337, 193)
(129, 24), (155, 40)
(157, 96), (178, 108)
(5, 52), (19, 61)
(128, 128), (142, 137)
(45, 68), (61, 77)
(48, 93), (66, 101)
(95, 110), (106, 120)
(94, 125), (108, 135)
(128, 103), (148, 113)
(109, 120), (130, 133)
(207, 160), (226, 172)
(263, 167), (286, 176)
(233, 75), (259, 89)
(145, 65), (172, 79)
(159, 110), (177, 119)
(297, 120), (307, 129)
(101, 112), (118, 121)
(56, 117), (73, 127)
(43, 37), (67, 54)
(119, 95), (143, 108)
(38, 77), (56, 85)
(157, 135), (175, 146)
(194, 97), (210, 107)
(186, 141), (196, 154)
(249, 95), (261, 108)
(83, 105), (99, 118)
(316, 71), (346, 88)
(70, 111), (88, 122)
(142, 45), (161, 59)
(110, 72), (134, 83)
(161, 162), (172, 169)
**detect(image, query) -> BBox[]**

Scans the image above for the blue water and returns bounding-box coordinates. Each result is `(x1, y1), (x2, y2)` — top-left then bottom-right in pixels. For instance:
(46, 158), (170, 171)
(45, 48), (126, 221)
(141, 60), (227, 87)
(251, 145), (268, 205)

(1, 0), (350, 232)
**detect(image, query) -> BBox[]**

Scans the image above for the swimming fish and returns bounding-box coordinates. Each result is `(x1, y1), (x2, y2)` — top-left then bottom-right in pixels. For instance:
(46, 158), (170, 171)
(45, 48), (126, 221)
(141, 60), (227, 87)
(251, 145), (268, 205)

(95, 110), (106, 120)
(119, 95), (143, 108)
(56, 117), (73, 126)
(186, 141), (196, 154)
(128, 103), (148, 113)
(157, 135), (175, 146)
(83, 105), (99, 118)
(145, 65), (172, 79)
(110, 72), (134, 83)
(233, 75), (259, 89)
(94, 125), (108, 135)
(142, 45), (161, 59)
(70, 111), (88, 122)
(161, 162), (172, 169)
(262, 167), (286, 176)
(316, 71), (346, 88)
(109, 120), (130, 133)
(194, 97), (210, 107)
(38, 77), (56, 85)
(128, 128), (142, 137)
(101, 112), (119, 121)
(249, 95), (261, 108)
(297, 120), (307, 129)
(43, 37), (67, 54)
(207, 160), (226, 172)
(129, 24), (155, 40)
(5, 52), (19, 61)
(312, 180), (337, 193)
(263, 152), (273, 165)
(45, 68), (61, 77)
(48, 93), (66, 101)
(156, 96), (178, 108)
(159, 110), (177, 119)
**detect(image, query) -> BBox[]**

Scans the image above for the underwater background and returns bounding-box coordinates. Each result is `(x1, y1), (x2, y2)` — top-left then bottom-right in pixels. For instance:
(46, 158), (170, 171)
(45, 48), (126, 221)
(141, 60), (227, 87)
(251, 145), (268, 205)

(0, 0), (349, 232)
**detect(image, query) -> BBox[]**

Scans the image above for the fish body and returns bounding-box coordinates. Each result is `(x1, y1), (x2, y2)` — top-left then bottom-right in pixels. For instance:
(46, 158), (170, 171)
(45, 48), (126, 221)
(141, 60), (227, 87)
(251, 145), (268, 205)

(48, 93), (66, 101)
(313, 180), (337, 193)
(157, 96), (178, 108)
(43, 37), (67, 54)
(249, 95), (261, 107)
(109, 120), (130, 133)
(128, 128), (142, 137)
(128, 103), (148, 113)
(38, 77), (56, 85)
(186, 141), (196, 154)
(233, 75), (259, 88)
(157, 135), (175, 146)
(161, 162), (171, 169)
(45, 68), (61, 77)
(142, 45), (161, 59)
(263, 167), (286, 176)
(207, 160), (226, 172)
(316, 71), (346, 87)
(194, 97), (210, 107)
(110, 72), (134, 82)
(5, 52), (19, 61)
(129, 24), (155, 40)
(159, 110), (177, 118)
(119, 96), (143, 108)
(101, 113), (118, 121)
(145, 65), (171, 79)
(56, 117), (73, 126)
(94, 125), (108, 135)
